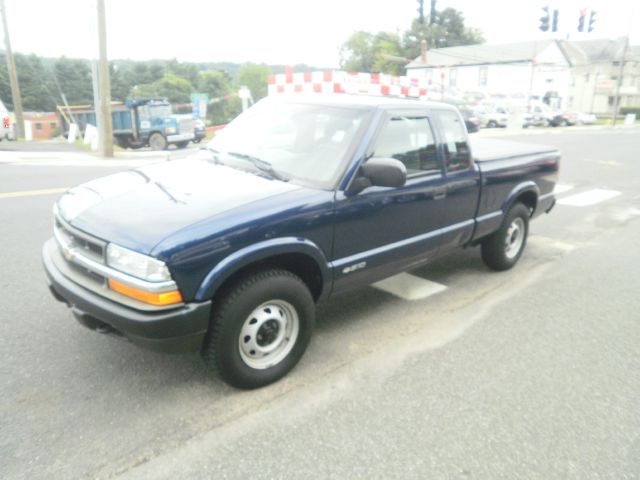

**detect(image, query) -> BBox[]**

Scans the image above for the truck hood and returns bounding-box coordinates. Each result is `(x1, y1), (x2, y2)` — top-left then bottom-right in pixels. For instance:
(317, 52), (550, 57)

(57, 157), (301, 254)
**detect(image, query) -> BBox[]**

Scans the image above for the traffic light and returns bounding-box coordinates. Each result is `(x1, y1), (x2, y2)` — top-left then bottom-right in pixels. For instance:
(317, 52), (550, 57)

(540, 6), (550, 32)
(588, 10), (596, 32)
(552, 9), (559, 32)
(417, 0), (424, 24)
(578, 9), (586, 32)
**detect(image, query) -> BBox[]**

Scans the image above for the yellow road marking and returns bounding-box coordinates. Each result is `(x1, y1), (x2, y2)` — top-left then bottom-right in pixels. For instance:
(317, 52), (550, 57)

(0, 187), (68, 199)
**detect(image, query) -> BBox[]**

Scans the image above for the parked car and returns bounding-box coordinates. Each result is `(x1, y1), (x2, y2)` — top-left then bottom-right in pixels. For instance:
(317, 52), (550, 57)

(43, 95), (559, 389)
(523, 103), (556, 128)
(574, 112), (597, 125)
(477, 105), (509, 128)
(458, 107), (480, 133)
(550, 112), (578, 127)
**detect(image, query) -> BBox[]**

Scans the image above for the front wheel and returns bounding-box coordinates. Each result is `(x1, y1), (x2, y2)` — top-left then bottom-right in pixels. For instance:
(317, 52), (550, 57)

(481, 202), (530, 271)
(201, 269), (315, 389)
(149, 132), (168, 151)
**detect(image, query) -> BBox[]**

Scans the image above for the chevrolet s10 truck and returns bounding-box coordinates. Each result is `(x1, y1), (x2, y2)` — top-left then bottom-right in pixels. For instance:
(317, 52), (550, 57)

(43, 95), (559, 389)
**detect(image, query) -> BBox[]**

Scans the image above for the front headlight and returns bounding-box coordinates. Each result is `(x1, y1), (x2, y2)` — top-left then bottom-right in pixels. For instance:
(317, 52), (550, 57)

(106, 243), (171, 282)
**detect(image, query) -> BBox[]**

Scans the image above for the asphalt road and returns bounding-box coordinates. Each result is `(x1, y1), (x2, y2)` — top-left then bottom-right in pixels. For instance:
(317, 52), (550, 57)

(0, 127), (639, 479)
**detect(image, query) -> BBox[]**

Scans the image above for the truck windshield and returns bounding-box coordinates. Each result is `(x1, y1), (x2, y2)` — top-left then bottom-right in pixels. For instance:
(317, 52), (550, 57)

(206, 99), (368, 189)
(148, 104), (172, 118)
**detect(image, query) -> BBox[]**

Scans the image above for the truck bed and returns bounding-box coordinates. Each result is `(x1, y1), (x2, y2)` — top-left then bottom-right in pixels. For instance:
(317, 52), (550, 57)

(469, 136), (560, 242)
(470, 137), (558, 163)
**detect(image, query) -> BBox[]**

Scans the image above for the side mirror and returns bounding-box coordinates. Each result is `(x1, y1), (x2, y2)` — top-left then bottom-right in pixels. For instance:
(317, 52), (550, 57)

(347, 157), (407, 195)
(362, 157), (406, 187)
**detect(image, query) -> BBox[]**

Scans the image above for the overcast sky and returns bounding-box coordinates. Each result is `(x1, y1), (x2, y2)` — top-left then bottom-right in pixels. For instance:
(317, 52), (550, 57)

(3, 0), (638, 67)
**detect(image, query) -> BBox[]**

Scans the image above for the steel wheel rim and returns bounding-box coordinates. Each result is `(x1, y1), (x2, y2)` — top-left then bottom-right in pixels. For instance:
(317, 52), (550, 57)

(504, 217), (525, 259)
(238, 300), (299, 370)
(150, 134), (164, 150)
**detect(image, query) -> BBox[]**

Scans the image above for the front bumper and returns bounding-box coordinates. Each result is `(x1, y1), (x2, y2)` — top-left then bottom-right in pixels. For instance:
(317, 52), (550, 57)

(43, 240), (211, 353)
(167, 133), (195, 143)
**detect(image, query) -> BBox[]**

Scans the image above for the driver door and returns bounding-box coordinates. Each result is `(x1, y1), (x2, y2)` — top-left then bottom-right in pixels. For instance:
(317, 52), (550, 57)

(331, 110), (447, 292)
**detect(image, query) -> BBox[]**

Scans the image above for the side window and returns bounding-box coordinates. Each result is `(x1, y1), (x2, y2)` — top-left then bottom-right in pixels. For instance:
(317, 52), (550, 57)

(372, 116), (439, 176)
(439, 111), (471, 172)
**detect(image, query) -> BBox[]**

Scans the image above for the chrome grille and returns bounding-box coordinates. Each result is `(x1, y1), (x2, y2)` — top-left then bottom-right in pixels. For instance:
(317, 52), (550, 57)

(178, 117), (195, 135)
(54, 215), (106, 264)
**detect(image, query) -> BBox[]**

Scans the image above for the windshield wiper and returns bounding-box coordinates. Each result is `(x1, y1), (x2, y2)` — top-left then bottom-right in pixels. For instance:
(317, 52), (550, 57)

(205, 146), (224, 165)
(227, 151), (289, 182)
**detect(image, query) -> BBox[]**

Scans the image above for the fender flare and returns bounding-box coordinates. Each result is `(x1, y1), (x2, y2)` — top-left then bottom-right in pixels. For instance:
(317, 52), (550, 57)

(195, 237), (331, 302)
(502, 181), (539, 215)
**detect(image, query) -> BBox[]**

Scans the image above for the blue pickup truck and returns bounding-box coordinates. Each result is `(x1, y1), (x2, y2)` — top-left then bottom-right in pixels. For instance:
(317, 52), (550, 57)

(43, 95), (559, 389)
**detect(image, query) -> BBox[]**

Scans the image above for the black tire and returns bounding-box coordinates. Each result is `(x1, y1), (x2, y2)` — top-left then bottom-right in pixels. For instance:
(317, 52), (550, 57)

(114, 135), (128, 149)
(175, 141), (189, 149)
(201, 269), (315, 389)
(487, 120), (497, 128)
(149, 132), (168, 151)
(481, 202), (530, 271)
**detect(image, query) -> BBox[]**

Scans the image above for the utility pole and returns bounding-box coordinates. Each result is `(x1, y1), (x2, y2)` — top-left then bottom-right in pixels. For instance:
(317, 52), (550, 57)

(611, 36), (629, 127)
(0, 0), (24, 139)
(96, 0), (113, 157)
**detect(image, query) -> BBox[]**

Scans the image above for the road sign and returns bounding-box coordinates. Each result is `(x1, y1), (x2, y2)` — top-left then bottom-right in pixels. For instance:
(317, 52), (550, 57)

(190, 93), (209, 119)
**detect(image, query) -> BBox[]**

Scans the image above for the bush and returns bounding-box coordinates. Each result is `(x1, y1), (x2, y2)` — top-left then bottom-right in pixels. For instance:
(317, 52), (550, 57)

(620, 107), (640, 116)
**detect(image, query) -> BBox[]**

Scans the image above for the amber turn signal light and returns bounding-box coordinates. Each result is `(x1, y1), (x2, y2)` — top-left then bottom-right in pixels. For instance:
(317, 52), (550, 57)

(108, 279), (183, 306)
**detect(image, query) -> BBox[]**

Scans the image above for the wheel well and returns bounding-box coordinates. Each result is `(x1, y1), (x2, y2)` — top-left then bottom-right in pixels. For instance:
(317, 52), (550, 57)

(211, 253), (324, 305)
(515, 190), (538, 216)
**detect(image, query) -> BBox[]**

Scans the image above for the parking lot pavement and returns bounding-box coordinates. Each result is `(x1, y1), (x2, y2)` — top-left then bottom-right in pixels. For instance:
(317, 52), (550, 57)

(0, 128), (639, 479)
(476, 123), (640, 137)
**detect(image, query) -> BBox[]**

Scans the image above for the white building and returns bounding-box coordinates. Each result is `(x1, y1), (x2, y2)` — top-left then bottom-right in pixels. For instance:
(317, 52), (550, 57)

(406, 38), (640, 115)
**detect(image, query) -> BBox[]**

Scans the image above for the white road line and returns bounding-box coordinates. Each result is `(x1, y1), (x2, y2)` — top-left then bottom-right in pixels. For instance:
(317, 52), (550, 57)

(553, 183), (574, 195)
(372, 273), (447, 301)
(557, 188), (621, 207)
(528, 235), (579, 253)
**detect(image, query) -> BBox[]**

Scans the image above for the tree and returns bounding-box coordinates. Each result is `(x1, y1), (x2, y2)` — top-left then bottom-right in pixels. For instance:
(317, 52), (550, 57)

(404, 9), (484, 54)
(199, 70), (232, 98)
(236, 63), (272, 101)
(166, 59), (200, 87)
(130, 72), (193, 103)
(53, 57), (93, 105)
(339, 8), (485, 73)
(339, 31), (378, 72)
(0, 53), (58, 111)
(198, 70), (239, 124)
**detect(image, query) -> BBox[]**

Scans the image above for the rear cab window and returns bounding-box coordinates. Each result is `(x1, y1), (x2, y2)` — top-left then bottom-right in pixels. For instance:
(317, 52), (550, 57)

(438, 110), (472, 172)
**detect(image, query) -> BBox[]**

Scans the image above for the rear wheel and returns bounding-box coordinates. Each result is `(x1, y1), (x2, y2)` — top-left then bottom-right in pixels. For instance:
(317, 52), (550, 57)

(149, 132), (168, 151)
(201, 269), (315, 389)
(481, 202), (530, 271)
(114, 135), (128, 149)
